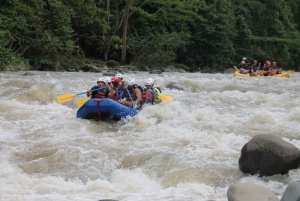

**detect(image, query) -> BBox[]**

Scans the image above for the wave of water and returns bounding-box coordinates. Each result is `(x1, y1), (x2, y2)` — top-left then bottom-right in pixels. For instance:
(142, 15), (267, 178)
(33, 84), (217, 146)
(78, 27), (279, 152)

(0, 71), (299, 201)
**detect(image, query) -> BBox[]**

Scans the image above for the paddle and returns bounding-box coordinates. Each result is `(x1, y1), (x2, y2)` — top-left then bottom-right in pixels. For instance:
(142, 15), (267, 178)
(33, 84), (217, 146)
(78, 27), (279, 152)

(77, 97), (90, 107)
(259, 70), (267, 75)
(233, 66), (240, 72)
(124, 84), (139, 115)
(77, 93), (174, 107)
(158, 94), (173, 103)
(57, 86), (108, 104)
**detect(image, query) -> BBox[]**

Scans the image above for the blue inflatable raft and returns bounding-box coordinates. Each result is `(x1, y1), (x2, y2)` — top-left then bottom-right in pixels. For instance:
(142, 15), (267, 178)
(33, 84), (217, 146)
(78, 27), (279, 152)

(76, 98), (137, 121)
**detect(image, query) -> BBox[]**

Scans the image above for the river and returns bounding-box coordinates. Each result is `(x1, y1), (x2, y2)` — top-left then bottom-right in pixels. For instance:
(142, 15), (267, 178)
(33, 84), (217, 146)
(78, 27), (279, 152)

(0, 71), (299, 201)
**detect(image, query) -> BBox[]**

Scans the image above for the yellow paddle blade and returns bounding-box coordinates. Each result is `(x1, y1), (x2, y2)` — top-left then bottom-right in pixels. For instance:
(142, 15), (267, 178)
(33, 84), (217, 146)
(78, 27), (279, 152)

(56, 94), (76, 104)
(77, 97), (90, 107)
(159, 94), (173, 103)
(288, 70), (294, 74)
(277, 73), (290, 78)
(259, 70), (267, 75)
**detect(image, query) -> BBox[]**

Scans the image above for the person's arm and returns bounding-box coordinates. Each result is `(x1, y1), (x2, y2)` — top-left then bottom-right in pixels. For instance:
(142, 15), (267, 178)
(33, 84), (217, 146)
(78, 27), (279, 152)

(118, 80), (126, 91)
(107, 84), (116, 98)
(155, 95), (162, 103)
(87, 87), (94, 97)
(134, 88), (142, 104)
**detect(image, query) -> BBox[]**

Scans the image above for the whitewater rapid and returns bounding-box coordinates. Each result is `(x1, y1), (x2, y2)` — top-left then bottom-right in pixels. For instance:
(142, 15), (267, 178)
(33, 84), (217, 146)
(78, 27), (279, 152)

(0, 71), (299, 201)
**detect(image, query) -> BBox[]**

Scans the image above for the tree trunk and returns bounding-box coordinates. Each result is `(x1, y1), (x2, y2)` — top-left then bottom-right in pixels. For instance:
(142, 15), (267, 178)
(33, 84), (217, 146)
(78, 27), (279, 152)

(121, 0), (130, 65)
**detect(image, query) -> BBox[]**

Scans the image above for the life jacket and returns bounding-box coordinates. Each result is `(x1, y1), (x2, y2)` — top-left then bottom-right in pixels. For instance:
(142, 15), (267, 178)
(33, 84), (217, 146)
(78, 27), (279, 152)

(125, 85), (144, 103)
(143, 87), (162, 104)
(143, 89), (154, 103)
(91, 86), (109, 98)
(263, 65), (270, 76)
(118, 90), (124, 99)
(239, 61), (244, 68)
(251, 65), (257, 72)
(154, 87), (162, 94)
(244, 64), (249, 70)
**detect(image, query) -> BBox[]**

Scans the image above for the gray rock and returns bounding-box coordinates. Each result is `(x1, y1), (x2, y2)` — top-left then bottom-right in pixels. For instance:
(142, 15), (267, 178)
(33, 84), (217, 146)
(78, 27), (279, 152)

(98, 200), (118, 201)
(150, 70), (162, 74)
(239, 134), (300, 176)
(165, 82), (185, 91)
(102, 72), (116, 76)
(23, 72), (35, 76)
(227, 183), (279, 201)
(281, 180), (300, 201)
(224, 68), (236, 74)
(81, 64), (101, 72)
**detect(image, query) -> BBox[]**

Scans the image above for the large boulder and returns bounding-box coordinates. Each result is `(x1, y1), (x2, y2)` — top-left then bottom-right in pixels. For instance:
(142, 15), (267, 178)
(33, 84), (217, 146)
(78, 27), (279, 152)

(224, 68), (236, 74)
(239, 134), (300, 176)
(227, 183), (279, 201)
(81, 64), (101, 72)
(149, 70), (162, 74)
(280, 180), (300, 201)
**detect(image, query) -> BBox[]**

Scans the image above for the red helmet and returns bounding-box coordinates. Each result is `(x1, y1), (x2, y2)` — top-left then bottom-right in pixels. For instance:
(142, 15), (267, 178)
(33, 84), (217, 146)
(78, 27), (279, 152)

(111, 77), (120, 84)
(253, 60), (257, 64)
(272, 62), (276, 66)
(265, 61), (271, 66)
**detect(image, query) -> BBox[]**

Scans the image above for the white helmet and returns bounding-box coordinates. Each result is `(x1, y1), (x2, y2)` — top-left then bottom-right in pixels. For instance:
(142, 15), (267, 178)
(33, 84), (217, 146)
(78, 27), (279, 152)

(97, 77), (105, 82)
(243, 57), (246, 60)
(127, 78), (135, 85)
(104, 77), (111, 83)
(145, 78), (154, 86)
(115, 73), (123, 78)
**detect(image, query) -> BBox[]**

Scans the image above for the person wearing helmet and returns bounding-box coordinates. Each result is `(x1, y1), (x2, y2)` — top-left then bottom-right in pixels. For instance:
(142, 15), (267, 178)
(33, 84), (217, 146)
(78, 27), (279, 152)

(142, 78), (162, 106)
(272, 61), (282, 74)
(115, 73), (127, 91)
(250, 60), (260, 76)
(104, 77), (111, 85)
(239, 57), (250, 74)
(115, 73), (123, 80)
(269, 61), (281, 76)
(120, 78), (143, 109)
(87, 77), (111, 98)
(107, 77), (121, 101)
(263, 61), (271, 76)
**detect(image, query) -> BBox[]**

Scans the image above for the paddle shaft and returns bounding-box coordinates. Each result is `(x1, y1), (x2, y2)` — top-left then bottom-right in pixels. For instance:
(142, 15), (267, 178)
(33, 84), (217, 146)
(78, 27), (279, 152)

(88, 86), (109, 94)
(124, 84), (139, 114)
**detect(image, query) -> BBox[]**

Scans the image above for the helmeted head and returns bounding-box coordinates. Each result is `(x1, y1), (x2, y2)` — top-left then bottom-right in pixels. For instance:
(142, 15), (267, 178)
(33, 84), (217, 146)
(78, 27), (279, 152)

(243, 57), (246, 60)
(115, 73), (123, 80)
(272, 61), (276, 66)
(111, 77), (120, 84)
(265, 61), (271, 66)
(104, 77), (111, 84)
(97, 78), (106, 85)
(145, 78), (154, 86)
(127, 78), (135, 86)
(253, 60), (257, 64)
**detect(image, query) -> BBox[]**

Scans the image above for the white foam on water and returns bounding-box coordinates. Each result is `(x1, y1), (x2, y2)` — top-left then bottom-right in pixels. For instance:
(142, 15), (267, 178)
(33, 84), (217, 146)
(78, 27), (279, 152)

(0, 71), (300, 200)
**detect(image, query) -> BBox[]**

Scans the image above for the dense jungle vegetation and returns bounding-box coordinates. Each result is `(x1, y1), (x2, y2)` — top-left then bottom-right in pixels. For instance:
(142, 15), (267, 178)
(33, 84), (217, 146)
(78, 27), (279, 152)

(1, 0), (300, 72)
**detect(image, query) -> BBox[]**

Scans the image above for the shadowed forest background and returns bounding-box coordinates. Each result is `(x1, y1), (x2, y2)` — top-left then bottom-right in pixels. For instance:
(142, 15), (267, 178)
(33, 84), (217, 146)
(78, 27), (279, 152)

(1, 0), (300, 72)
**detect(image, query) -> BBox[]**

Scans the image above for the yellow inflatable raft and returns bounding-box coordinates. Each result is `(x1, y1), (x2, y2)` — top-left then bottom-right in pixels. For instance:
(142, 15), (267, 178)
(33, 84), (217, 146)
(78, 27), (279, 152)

(233, 71), (290, 78)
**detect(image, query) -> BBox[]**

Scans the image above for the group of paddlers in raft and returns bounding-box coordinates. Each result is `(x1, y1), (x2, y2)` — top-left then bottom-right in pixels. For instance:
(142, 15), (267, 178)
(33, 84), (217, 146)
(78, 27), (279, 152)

(86, 73), (162, 110)
(239, 57), (283, 76)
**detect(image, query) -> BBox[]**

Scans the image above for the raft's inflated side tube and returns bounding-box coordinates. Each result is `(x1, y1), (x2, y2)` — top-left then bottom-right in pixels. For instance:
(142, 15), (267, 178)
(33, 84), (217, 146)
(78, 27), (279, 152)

(76, 98), (137, 120)
(234, 71), (289, 78)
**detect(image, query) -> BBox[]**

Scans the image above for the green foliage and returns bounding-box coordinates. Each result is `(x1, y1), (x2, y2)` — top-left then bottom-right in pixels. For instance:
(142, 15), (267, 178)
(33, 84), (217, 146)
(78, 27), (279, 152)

(106, 60), (120, 67)
(1, 0), (300, 71)
(177, 64), (189, 70)
(126, 64), (138, 71)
